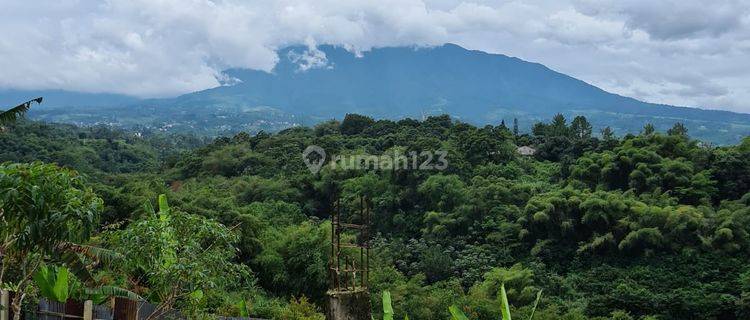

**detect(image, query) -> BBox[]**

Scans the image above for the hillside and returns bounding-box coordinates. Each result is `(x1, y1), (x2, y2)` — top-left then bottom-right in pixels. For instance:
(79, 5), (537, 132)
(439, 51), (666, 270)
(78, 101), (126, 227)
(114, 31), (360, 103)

(2, 115), (750, 319)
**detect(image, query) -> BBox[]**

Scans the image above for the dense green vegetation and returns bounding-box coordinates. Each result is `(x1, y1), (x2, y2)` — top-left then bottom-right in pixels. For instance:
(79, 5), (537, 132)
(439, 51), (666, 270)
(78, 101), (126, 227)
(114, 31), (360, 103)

(1, 114), (749, 319)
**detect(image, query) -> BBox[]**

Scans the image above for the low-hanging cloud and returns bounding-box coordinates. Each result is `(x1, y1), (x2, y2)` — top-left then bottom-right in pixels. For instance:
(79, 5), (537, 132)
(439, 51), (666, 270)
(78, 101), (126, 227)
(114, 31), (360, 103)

(0, 0), (749, 112)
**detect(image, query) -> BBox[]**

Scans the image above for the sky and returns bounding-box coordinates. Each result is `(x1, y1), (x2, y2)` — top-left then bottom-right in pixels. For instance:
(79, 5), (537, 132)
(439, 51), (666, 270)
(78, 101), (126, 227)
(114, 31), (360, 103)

(1, 0), (749, 113)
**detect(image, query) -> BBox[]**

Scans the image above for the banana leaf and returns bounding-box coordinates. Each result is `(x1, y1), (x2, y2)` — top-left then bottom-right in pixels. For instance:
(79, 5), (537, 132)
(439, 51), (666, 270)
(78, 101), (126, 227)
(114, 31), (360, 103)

(32, 265), (69, 303)
(0, 97), (42, 124)
(500, 283), (512, 320)
(527, 290), (542, 320)
(448, 305), (469, 320)
(382, 290), (394, 320)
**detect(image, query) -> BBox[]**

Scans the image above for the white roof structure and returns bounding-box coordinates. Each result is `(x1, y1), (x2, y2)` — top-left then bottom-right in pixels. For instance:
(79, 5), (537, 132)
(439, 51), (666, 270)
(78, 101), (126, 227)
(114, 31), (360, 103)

(517, 146), (536, 156)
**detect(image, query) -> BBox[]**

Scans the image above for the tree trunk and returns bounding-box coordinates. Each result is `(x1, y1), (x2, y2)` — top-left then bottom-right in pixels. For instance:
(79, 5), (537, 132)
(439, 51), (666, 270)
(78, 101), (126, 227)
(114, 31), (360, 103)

(11, 291), (24, 320)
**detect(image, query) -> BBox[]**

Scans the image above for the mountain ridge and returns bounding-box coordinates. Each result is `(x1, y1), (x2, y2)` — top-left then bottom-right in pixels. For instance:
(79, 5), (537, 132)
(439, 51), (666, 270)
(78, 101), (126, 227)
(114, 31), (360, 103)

(175, 43), (749, 121)
(3, 43), (748, 143)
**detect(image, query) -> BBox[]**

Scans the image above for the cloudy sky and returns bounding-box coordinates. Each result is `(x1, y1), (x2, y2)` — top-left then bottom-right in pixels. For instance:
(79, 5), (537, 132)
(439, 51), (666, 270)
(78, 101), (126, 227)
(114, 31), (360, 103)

(1, 0), (749, 112)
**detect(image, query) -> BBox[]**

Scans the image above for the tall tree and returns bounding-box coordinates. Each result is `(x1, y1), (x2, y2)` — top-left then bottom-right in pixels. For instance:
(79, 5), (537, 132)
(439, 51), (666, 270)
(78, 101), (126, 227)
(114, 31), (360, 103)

(0, 162), (102, 319)
(642, 123), (656, 135)
(667, 122), (688, 137)
(571, 116), (593, 139)
(551, 114), (569, 136)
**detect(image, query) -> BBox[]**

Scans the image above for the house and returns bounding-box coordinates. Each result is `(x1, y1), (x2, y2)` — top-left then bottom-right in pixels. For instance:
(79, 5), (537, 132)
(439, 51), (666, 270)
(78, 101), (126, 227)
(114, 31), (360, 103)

(517, 146), (536, 156)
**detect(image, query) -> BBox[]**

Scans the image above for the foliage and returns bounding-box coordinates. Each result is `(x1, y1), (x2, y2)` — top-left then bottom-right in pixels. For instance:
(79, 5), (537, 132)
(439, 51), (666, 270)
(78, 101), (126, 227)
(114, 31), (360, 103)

(448, 282), (542, 320)
(252, 221), (329, 301)
(0, 161), (109, 318)
(0, 97), (42, 125)
(2, 114), (750, 319)
(383, 290), (394, 320)
(103, 194), (251, 316)
(33, 265), (70, 303)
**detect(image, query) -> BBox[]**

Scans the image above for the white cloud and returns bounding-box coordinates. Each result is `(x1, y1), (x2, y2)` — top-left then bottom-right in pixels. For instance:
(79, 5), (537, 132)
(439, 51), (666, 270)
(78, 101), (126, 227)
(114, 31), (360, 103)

(0, 0), (748, 112)
(287, 38), (331, 72)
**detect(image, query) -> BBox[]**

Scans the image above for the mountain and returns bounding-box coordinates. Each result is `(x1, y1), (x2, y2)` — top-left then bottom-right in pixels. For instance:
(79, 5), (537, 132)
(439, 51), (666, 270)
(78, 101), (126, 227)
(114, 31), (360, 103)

(5, 44), (749, 143)
(160, 43), (750, 143)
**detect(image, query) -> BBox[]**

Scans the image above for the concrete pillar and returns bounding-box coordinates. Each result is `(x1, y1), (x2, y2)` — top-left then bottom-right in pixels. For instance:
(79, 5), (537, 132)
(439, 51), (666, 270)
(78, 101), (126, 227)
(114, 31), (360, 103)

(327, 290), (371, 320)
(0, 290), (8, 320)
(83, 300), (93, 320)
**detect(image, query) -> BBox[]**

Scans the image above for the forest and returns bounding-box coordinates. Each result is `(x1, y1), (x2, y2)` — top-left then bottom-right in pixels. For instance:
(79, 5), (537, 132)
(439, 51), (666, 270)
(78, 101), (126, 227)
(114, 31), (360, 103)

(2, 113), (750, 320)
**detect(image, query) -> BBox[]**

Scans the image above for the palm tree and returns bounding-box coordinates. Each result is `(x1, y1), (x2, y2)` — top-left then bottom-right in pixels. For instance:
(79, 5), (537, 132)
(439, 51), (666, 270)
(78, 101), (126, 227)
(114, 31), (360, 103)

(0, 97), (43, 125)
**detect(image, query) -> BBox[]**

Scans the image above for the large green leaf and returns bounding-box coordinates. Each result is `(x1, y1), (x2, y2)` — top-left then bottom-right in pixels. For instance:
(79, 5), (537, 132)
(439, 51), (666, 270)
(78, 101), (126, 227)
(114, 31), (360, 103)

(72, 245), (123, 266)
(237, 299), (249, 317)
(382, 290), (394, 320)
(60, 251), (94, 284)
(527, 290), (542, 320)
(52, 267), (70, 302)
(143, 200), (155, 216)
(32, 265), (55, 300)
(448, 305), (469, 320)
(158, 194), (170, 220)
(156, 194), (176, 269)
(85, 286), (142, 301)
(500, 283), (512, 320)
(33, 265), (70, 303)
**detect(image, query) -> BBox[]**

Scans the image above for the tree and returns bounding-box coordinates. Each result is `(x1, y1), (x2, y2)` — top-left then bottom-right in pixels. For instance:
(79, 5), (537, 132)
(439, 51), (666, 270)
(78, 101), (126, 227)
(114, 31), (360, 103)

(642, 123), (655, 135)
(253, 221), (329, 300)
(711, 148), (750, 201)
(570, 116), (592, 139)
(314, 120), (341, 136)
(104, 195), (250, 318)
(418, 174), (468, 212)
(550, 114), (569, 137)
(340, 114), (375, 135)
(667, 122), (688, 137)
(0, 162), (102, 319)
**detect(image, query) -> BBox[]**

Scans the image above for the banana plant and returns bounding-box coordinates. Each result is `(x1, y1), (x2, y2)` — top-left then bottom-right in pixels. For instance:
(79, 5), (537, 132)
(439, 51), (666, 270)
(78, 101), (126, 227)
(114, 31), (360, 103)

(383, 290), (393, 320)
(33, 265), (70, 302)
(380, 291), (407, 320)
(33, 264), (141, 304)
(449, 283), (542, 320)
(237, 299), (250, 317)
